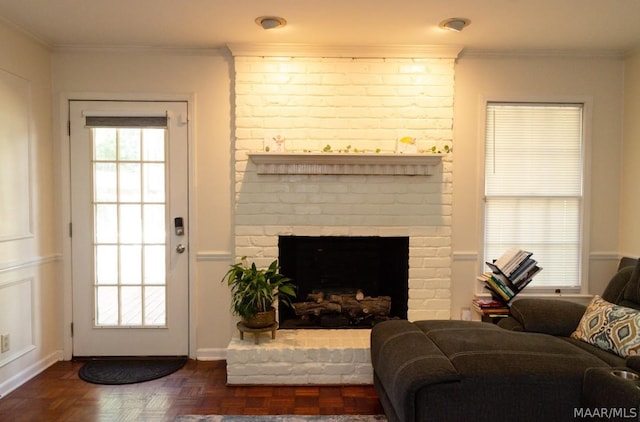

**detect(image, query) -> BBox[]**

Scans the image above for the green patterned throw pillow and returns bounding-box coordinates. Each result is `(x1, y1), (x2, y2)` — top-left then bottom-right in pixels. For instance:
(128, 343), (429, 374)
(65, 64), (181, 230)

(571, 295), (640, 358)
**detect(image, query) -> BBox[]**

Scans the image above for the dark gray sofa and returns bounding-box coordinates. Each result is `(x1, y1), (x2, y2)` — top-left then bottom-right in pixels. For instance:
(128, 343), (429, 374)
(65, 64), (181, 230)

(370, 258), (640, 422)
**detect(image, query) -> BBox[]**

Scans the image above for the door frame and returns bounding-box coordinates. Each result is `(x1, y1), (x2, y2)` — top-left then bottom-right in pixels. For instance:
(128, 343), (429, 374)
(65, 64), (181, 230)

(59, 92), (196, 360)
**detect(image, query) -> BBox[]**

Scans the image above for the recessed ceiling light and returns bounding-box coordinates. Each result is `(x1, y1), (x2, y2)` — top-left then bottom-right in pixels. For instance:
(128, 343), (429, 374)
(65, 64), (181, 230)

(255, 16), (287, 30)
(439, 18), (471, 32)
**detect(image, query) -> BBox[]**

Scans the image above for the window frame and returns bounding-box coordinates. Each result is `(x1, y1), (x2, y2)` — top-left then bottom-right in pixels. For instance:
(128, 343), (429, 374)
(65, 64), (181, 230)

(478, 97), (592, 294)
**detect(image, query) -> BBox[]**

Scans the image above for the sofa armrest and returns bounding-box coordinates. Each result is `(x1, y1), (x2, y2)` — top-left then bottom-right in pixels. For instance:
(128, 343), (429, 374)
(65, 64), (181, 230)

(626, 356), (640, 372)
(496, 316), (525, 331)
(370, 320), (460, 422)
(509, 298), (586, 336)
(582, 367), (640, 411)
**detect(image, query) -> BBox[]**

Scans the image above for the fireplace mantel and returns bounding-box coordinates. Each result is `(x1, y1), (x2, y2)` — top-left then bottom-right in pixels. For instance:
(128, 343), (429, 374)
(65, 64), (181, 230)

(248, 152), (443, 176)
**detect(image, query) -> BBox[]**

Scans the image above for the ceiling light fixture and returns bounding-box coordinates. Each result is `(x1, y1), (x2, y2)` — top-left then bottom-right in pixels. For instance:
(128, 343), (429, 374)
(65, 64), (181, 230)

(255, 16), (287, 30)
(439, 17), (471, 32)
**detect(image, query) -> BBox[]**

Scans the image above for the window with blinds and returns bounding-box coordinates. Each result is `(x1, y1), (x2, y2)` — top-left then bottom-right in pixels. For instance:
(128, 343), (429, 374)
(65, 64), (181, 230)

(484, 102), (584, 290)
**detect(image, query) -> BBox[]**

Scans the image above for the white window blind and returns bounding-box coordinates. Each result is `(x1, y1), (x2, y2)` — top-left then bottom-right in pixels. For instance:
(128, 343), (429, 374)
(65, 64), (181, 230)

(484, 102), (584, 290)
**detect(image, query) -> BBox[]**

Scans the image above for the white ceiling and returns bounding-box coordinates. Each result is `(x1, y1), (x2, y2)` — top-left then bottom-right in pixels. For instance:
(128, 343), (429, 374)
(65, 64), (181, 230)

(1, 0), (639, 54)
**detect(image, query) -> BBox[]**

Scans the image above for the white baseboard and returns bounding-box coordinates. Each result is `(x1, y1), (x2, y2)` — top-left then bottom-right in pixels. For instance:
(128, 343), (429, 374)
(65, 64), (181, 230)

(195, 347), (227, 361)
(0, 350), (62, 399)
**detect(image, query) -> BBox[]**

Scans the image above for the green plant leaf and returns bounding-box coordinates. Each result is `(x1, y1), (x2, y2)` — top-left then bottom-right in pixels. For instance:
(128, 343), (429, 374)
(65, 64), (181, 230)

(221, 258), (297, 319)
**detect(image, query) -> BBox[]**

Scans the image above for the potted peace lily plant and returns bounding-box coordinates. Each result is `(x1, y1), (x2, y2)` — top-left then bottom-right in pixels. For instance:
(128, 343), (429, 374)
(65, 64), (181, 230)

(222, 257), (297, 328)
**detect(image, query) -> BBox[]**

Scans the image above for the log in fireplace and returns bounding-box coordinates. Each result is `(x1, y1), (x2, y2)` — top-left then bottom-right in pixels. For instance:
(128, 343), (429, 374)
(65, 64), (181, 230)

(278, 235), (409, 329)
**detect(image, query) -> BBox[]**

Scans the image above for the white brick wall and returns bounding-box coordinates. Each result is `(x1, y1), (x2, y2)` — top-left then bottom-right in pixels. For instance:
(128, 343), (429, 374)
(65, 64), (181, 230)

(233, 54), (455, 321)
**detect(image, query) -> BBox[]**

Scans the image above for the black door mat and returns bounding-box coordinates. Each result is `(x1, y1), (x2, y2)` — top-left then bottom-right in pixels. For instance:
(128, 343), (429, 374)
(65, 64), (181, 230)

(78, 356), (188, 385)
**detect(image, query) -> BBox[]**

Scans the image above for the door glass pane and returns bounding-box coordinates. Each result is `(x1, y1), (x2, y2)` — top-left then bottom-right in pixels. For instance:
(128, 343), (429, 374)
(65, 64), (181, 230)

(92, 127), (167, 327)
(119, 163), (141, 202)
(95, 204), (117, 243)
(143, 204), (165, 243)
(121, 286), (142, 326)
(94, 128), (117, 160)
(143, 163), (165, 202)
(145, 286), (166, 325)
(118, 129), (141, 160)
(144, 245), (165, 284)
(96, 286), (118, 325)
(143, 129), (165, 161)
(95, 245), (118, 284)
(120, 245), (142, 285)
(120, 204), (142, 243)
(94, 163), (117, 202)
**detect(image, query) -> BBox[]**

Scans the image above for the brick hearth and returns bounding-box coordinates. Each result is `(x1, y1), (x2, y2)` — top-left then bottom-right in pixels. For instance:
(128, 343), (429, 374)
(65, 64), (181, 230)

(226, 329), (372, 385)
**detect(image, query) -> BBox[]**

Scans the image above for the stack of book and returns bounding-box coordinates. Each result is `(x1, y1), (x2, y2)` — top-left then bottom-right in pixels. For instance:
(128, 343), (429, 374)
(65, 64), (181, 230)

(472, 296), (510, 318)
(480, 247), (542, 304)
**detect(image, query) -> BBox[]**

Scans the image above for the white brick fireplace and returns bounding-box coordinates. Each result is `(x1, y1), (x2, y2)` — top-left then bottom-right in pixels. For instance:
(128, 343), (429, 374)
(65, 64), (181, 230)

(226, 44), (459, 384)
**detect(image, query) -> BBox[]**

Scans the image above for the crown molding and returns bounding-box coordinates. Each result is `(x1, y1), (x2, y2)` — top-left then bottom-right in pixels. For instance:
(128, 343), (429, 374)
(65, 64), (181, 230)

(227, 43), (463, 59)
(52, 44), (229, 56)
(0, 15), (52, 49)
(460, 48), (626, 59)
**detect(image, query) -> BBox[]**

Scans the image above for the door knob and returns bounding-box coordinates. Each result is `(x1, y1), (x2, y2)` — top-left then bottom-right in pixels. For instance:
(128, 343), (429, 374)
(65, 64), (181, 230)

(176, 244), (186, 254)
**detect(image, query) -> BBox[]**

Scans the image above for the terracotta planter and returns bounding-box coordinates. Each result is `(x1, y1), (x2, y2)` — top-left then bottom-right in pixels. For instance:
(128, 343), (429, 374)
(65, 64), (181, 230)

(243, 308), (276, 328)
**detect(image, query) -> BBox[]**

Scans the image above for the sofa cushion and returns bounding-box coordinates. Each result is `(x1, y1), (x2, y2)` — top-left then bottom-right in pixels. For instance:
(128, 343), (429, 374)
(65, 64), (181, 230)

(372, 320), (619, 422)
(411, 321), (611, 421)
(370, 320), (461, 422)
(571, 295), (640, 358)
(559, 337), (626, 366)
(417, 322), (609, 377)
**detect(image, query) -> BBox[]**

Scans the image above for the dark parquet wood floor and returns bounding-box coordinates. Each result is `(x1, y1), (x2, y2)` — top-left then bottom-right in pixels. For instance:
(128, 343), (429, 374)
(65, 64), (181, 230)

(0, 359), (384, 422)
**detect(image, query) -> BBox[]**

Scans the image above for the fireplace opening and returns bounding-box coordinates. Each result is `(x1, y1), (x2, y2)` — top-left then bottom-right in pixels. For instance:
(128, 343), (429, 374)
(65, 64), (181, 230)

(278, 235), (409, 329)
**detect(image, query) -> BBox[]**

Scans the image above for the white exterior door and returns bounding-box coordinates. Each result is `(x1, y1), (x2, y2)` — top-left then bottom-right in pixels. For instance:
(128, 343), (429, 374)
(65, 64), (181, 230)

(69, 100), (189, 356)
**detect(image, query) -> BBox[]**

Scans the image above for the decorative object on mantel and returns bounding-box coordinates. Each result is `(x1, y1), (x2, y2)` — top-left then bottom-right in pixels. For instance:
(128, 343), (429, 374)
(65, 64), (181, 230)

(264, 135), (286, 152)
(248, 152), (444, 176)
(221, 257), (296, 329)
(317, 144), (382, 154)
(262, 142), (451, 155)
(396, 136), (418, 154)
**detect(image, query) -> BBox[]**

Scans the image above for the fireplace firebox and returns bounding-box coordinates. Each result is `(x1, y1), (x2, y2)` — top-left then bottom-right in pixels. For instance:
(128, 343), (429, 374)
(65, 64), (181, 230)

(278, 235), (409, 329)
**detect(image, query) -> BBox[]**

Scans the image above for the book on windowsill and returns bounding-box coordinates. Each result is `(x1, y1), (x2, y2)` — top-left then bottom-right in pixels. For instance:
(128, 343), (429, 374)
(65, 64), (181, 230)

(472, 295), (510, 315)
(492, 247), (533, 277)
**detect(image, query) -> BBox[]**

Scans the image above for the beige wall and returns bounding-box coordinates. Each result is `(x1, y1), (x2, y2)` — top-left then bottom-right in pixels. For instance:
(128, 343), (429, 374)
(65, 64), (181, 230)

(452, 53), (625, 318)
(0, 26), (634, 392)
(620, 51), (640, 256)
(0, 22), (58, 396)
(50, 48), (631, 354)
(52, 48), (235, 358)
